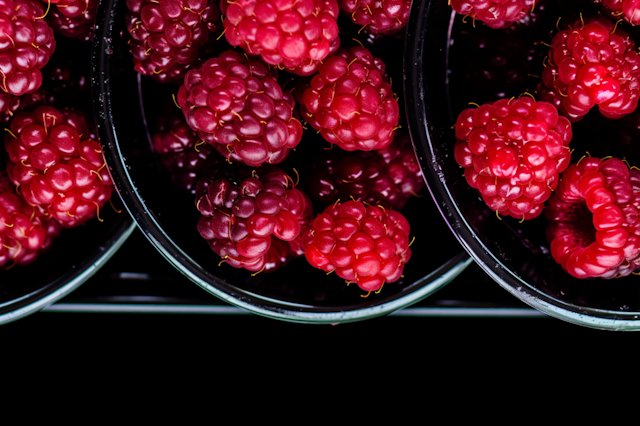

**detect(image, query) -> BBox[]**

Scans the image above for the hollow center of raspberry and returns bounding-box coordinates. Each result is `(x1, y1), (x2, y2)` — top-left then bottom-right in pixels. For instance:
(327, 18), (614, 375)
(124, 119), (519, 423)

(569, 202), (597, 247)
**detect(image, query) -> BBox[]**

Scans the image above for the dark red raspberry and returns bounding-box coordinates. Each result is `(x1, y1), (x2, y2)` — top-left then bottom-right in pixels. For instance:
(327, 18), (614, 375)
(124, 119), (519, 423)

(454, 97), (572, 220)
(450, 0), (537, 29)
(0, 171), (61, 267)
(0, 0), (56, 96)
(126, 0), (222, 83)
(591, 0), (640, 26)
(152, 113), (227, 194)
(195, 167), (313, 273)
(220, 0), (340, 76)
(537, 15), (640, 122)
(177, 50), (303, 167)
(45, 0), (98, 42)
(338, 0), (411, 35)
(0, 91), (19, 121)
(4, 106), (114, 228)
(306, 132), (424, 210)
(545, 156), (640, 279)
(301, 199), (411, 293)
(300, 45), (400, 151)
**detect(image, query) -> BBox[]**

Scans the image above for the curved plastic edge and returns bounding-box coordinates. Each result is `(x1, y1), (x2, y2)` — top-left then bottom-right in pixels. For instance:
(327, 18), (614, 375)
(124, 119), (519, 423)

(0, 221), (137, 326)
(403, 0), (640, 331)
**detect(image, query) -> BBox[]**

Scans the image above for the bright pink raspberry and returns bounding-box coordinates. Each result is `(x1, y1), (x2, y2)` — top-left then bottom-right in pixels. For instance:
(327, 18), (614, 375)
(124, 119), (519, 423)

(300, 45), (400, 151)
(338, 0), (411, 35)
(545, 157), (640, 279)
(220, 0), (340, 76)
(126, 0), (222, 83)
(4, 106), (114, 228)
(0, 171), (61, 268)
(537, 15), (640, 122)
(306, 132), (425, 210)
(454, 97), (572, 220)
(450, 0), (537, 29)
(45, 0), (98, 42)
(0, 0), (56, 96)
(592, 0), (640, 26)
(301, 199), (412, 293)
(195, 167), (314, 273)
(177, 50), (303, 167)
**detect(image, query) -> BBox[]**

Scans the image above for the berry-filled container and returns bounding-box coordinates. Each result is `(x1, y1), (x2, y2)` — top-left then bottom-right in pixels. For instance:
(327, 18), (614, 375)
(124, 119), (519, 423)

(405, 0), (640, 330)
(92, 0), (471, 323)
(0, 30), (135, 326)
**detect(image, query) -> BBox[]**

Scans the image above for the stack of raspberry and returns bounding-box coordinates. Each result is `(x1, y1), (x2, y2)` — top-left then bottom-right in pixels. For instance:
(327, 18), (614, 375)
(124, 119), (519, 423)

(124, 0), (418, 294)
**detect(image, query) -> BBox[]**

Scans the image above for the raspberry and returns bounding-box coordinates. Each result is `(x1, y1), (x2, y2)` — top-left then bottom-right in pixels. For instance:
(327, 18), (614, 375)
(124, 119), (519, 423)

(545, 156), (640, 279)
(299, 45), (400, 151)
(306, 132), (424, 210)
(591, 0), (640, 26)
(220, 0), (340, 76)
(4, 106), (114, 228)
(0, 91), (19, 121)
(450, 0), (537, 29)
(152, 113), (227, 194)
(301, 199), (411, 292)
(126, 0), (222, 83)
(45, 0), (98, 42)
(195, 166), (313, 273)
(537, 15), (640, 122)
(0, 171), (61, 267)
(0, 0), (56, 96)
(453, 97), (572, 220)
(338, 0), (411, 35)
(177, 50), (303, 167)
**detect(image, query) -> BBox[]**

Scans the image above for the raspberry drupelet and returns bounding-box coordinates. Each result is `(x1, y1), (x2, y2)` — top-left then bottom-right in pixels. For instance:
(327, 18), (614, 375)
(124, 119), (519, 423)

(338, 0), (411, 35)
(450, 0), (537, 29)
(300, 45), (400, 151)
(0, 172), (61, 267)
(4, 106), (114, 228)
(195, 166), (313, 273)
(126, 0), (222, 83)
(537, 15), (640, 122)
(454, 97), (572, 220)
(591, 0), (640, 26)
(220, 0), (340, 76)
(306, 132), (424, 210)
(301, 199), (411, 293)
(45, 0), (99, 42)
(177, 49), (303, 167)
(545, 156), (640, 279)
(0, 0), (56, 96)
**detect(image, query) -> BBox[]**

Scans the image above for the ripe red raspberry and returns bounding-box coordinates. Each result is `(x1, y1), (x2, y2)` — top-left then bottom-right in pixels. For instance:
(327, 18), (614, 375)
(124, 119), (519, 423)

(301, 199), (411, 293)
(338, 0), (411, 35)
(450, 0), (537, 29)
(44, 0), (98, 41)
(454, 97), (572, 220)
(126, 0), (222, 83)
(220, 0), (340, 76)
(545, 156), (640, 279)
(537, 15), (640, 122)
(0, 0), (56, 96)
(306, 132), (424, 210)
(195, 167), (313, 273)
(591, 0), (640, 26)
(0, 172), (61, 267)
(177, 50), (303, 167)
(300, 45), (400, 151)
(4, 106), (114, 228)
